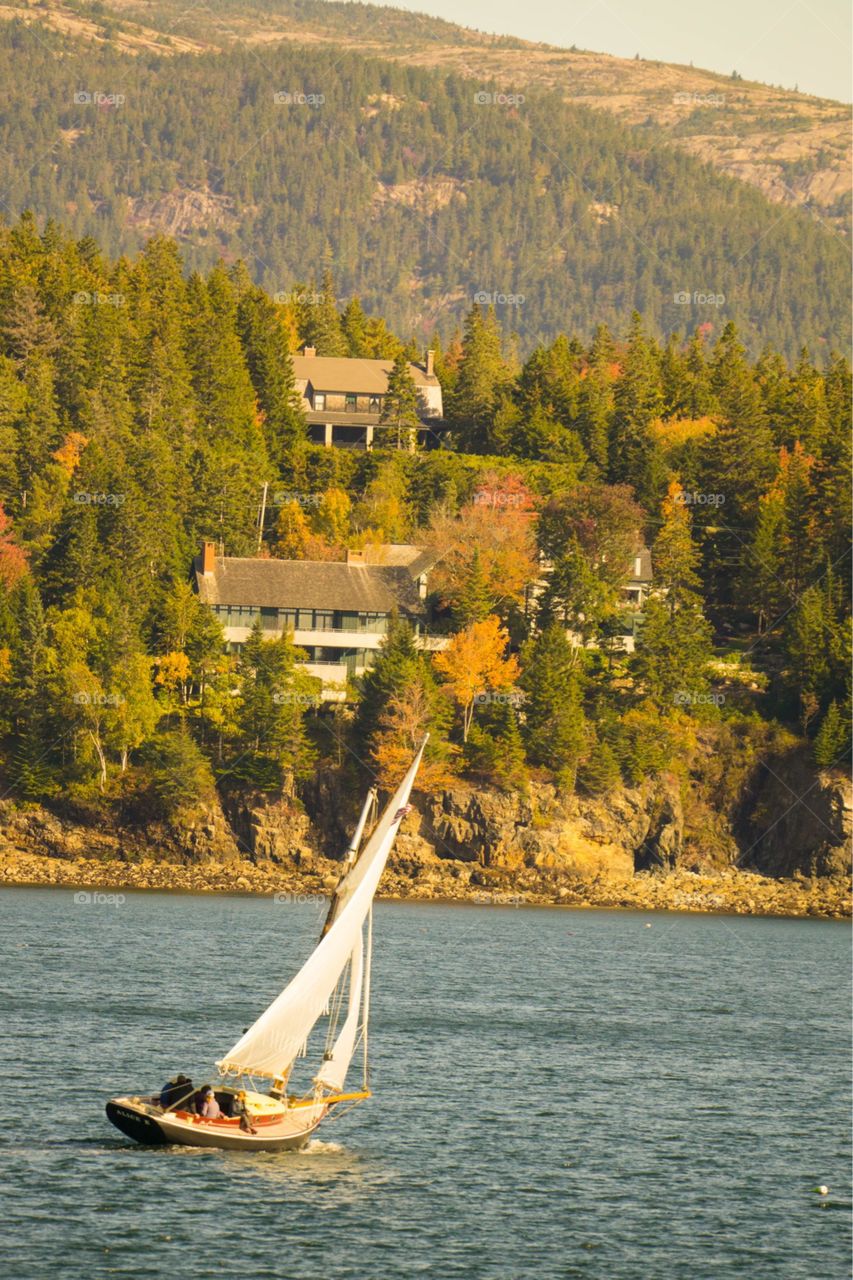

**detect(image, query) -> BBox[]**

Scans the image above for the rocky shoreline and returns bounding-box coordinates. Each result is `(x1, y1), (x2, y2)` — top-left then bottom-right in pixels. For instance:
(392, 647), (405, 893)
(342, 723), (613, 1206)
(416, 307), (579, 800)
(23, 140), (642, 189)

(0, 848), (848, 920)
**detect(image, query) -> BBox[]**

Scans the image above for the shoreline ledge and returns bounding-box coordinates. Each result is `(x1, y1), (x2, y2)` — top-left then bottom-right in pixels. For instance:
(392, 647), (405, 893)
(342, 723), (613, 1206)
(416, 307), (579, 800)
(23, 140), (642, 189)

(0, 850), (848, 920)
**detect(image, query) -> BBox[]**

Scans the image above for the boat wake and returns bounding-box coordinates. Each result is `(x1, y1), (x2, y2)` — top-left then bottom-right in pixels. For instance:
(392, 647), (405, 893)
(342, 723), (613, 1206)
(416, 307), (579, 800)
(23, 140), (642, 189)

(301, 1138), (346, 1156)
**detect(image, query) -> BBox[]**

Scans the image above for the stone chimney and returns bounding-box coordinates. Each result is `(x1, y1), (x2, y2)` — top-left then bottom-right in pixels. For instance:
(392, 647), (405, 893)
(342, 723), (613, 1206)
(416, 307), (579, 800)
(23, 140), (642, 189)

(303, 345), (316, 358)
(346, 547), (366, 566)
(425, 349), (435, 377)
(200, 541), (216, 575)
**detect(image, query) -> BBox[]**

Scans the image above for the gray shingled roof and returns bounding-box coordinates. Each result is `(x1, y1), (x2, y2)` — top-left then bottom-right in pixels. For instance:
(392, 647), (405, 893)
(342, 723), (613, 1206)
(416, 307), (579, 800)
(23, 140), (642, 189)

(629, 546), (653, 583)
(292, 355), (438, 394)
(195, 556), (426, 615)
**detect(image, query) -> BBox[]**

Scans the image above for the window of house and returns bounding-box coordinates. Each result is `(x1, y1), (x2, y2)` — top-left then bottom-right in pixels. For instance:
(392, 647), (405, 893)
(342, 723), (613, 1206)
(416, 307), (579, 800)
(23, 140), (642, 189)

(314, 392), (326, 411)
(279, 609), (297, 631)
(261, 607), (279, 630)
(314, 611), (335, 630)
(297, 609), (314, 630)
(368, 395), (381, 413)
(345, 393), (357, 412)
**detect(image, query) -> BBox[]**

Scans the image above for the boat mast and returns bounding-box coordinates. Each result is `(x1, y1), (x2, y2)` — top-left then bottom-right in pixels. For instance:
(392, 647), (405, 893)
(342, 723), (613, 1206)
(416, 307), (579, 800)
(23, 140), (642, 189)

(362, 904), (373, 1089)
(320, 785), (378, 939)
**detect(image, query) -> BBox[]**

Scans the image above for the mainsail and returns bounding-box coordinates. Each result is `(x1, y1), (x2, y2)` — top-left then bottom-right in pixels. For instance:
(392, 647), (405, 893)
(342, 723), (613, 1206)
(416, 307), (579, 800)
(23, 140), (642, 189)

(216, 739), (427, 1082)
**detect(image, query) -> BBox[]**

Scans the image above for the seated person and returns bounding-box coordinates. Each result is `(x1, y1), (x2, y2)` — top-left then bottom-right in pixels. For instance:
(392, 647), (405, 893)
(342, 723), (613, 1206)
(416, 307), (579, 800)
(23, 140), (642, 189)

(200, 1087), (221, 1120)
(160, 1074), (193, 1110)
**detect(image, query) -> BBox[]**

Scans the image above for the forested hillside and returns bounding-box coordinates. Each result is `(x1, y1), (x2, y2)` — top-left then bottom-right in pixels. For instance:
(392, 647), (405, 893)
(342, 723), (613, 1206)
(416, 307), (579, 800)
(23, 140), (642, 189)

(4, 0), (850, 231)
(0, 216), (849, 820)
(0, 22), (848, 358)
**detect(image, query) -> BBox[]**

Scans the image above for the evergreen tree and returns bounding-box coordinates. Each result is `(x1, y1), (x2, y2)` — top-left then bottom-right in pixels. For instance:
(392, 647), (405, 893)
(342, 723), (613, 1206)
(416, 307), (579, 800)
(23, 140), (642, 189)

(380, 351), (420, 450)
(519, 623), (588, 789)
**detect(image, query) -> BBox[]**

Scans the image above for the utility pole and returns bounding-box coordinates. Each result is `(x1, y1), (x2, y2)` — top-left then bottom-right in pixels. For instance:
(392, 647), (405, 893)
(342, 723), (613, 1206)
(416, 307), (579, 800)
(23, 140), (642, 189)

(257, 482), (268, 553)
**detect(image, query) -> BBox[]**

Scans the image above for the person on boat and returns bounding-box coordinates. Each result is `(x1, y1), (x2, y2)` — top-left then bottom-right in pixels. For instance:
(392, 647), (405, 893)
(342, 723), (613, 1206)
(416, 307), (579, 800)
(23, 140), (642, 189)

(160, 1074), (193, 1110)
(200, 1088), (221, 1119)
(234, 1090), (258, 1134)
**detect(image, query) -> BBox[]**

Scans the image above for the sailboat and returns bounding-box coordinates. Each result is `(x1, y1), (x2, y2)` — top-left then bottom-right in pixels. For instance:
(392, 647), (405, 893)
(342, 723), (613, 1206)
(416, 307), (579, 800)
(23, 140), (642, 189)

(105, 739), (427, 1151)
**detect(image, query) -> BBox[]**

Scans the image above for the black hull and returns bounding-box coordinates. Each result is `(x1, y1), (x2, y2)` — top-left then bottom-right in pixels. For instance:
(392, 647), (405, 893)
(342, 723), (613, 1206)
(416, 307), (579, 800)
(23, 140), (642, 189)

(106, 1100), (169, 1145)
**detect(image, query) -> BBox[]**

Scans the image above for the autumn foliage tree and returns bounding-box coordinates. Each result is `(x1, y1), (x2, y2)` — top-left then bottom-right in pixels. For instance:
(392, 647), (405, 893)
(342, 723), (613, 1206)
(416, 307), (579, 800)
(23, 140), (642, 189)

(434, 615), (520, 742)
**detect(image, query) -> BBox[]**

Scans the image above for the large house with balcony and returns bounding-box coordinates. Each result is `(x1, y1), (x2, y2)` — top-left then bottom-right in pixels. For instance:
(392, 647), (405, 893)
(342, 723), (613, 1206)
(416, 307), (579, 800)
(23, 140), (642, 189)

(292, 347), (444, 450)
(194, 542), (447, 700)
(527, 545), (654, 654)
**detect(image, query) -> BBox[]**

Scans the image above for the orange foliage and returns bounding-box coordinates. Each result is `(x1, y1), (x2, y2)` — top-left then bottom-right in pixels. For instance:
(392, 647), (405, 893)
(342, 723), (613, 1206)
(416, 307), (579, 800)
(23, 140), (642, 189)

(434, 616), (520, 741)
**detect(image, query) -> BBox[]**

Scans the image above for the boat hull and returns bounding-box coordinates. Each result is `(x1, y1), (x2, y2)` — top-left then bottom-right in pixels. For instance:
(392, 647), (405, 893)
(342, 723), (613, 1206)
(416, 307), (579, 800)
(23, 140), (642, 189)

(106, 1096), (327, 1152)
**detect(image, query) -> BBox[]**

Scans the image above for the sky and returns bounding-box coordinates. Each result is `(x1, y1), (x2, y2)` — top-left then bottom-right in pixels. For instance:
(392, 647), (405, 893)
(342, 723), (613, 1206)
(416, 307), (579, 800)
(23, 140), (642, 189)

(370, 0), (852, 101)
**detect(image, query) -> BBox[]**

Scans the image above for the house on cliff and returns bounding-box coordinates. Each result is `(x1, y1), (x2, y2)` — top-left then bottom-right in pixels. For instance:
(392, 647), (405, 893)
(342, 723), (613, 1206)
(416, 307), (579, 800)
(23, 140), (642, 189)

(194, 541), (448, 700)
(292, 347), (445, 450)
(527, 544), (654, 654)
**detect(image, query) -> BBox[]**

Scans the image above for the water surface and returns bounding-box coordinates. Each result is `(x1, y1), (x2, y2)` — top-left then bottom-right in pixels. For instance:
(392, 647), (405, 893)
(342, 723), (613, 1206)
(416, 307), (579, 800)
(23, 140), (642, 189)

(0, 889), (849, 1278)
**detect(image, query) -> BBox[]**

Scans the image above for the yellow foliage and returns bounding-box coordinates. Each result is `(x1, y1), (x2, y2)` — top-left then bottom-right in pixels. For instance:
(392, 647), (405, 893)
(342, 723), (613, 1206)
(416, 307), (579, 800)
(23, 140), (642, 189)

(155, 651), (191, 688)
(649, 417), (716, 450)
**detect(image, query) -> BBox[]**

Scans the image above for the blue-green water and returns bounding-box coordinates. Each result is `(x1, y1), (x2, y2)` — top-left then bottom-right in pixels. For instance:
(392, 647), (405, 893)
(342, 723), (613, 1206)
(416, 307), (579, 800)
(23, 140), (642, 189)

(0, 888), (849, 1279)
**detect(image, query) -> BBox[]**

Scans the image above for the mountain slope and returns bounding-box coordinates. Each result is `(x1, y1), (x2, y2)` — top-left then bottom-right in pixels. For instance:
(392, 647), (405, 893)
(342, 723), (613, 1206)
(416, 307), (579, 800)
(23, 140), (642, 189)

(0, 20), (847, 356)
(3, 0), (850, 230)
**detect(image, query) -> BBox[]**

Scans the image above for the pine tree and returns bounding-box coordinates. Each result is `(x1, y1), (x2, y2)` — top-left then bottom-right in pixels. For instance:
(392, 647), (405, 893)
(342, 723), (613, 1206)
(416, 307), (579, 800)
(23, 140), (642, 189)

(380, 351), (421, 450)
(519, 623), (588, 789)
(609, 312), (663, 500)
(448, 305), (512, 452)
(813, 702), (850, 768)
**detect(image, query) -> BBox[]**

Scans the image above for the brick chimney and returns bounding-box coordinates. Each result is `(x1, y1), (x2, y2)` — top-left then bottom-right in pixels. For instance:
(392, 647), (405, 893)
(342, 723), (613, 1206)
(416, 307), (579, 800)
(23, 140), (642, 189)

(425, 349), (435, 377)
(303, 345), (316, 358)
(346, 547), (366, 566)
(200, 541), (216, 575)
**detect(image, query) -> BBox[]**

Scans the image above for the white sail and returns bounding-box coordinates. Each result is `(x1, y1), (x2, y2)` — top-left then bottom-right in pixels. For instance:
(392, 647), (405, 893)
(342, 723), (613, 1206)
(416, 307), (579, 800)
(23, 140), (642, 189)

(216, 739), (427, 1080)
(313, 936), (364, 1092)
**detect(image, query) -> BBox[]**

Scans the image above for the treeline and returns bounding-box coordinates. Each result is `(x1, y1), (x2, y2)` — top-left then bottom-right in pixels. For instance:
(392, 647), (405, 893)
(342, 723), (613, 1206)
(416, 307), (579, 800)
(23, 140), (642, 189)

(0, 216), (848, 818)
(0, 21), (848, 359)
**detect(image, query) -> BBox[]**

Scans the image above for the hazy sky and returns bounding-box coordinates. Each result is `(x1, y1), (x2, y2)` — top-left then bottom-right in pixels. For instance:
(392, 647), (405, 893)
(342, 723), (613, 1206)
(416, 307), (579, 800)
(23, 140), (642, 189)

(371, 0), (852, 101)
